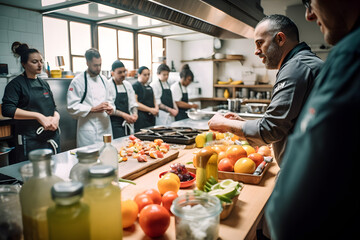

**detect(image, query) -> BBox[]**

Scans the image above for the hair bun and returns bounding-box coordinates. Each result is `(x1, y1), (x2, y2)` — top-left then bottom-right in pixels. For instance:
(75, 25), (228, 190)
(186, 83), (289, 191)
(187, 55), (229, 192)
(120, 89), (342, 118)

(11, 41), (29, 57)
(181, 64), (190, 71)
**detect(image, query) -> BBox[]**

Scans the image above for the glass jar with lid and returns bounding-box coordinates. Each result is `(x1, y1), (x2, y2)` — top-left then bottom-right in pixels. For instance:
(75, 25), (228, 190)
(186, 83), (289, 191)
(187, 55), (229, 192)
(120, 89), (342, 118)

(69, 147), (99, 185)
(19, 148), (62, 240)
(83, 165), (122, 240)
(47, 181), (90, 240)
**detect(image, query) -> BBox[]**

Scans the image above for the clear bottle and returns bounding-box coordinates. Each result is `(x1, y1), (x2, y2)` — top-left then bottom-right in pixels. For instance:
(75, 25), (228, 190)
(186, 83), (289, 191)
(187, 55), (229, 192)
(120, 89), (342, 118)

(19, 149), (62, 240)
(69, 147), (99, 185)
(47, 181), (90, 240)
(98, 134), (118, 177)
(83, 165), (123, 240)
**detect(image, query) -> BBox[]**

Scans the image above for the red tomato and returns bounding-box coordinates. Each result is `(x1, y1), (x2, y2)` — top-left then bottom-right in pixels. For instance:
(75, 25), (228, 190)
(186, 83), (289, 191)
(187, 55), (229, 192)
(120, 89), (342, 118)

(154, 139), (164, 146)
(134, 194), (154, 211)
(156, 150), (164, 158)
(129, 135), (137, 141)
(143, 189), (162, 205)
(162, 191), (178, 212)
(139, 204), (170, 238)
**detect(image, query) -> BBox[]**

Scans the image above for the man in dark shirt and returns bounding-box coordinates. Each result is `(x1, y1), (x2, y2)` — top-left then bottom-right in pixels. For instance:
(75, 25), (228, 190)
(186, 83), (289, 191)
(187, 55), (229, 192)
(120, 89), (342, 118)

(265, 1), (360, 239)
(208, 15), (323, 166)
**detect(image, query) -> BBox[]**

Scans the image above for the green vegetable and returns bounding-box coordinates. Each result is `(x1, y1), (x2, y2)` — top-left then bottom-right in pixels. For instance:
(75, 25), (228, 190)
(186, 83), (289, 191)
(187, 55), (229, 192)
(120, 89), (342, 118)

(118, 178), (136, 185)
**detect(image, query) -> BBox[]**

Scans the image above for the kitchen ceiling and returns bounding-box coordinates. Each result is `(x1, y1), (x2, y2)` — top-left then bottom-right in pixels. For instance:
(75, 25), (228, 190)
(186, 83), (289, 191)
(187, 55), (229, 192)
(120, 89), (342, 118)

(0, 0), (303, 40)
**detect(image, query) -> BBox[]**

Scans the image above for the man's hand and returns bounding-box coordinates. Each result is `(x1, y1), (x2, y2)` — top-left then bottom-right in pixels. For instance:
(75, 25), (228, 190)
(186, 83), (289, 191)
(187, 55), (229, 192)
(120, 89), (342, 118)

(150, 107), (159, 116)
(224, 112), (246, 121)
(168, 108), (178, 117)
(208, 114), (229, 133)
(191, 103), (199, 109)
(91, 102), (112, 113)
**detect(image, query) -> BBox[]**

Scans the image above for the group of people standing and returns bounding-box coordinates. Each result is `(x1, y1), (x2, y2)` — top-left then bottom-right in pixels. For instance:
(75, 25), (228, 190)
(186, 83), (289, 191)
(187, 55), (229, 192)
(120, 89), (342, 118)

(1, 45), (198, 161)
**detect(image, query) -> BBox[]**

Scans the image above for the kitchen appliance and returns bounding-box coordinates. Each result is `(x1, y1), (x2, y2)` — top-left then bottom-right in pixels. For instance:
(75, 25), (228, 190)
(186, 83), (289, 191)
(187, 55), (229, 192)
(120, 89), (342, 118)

(134, 127), (203, 145)
(246, 103), (268, 114)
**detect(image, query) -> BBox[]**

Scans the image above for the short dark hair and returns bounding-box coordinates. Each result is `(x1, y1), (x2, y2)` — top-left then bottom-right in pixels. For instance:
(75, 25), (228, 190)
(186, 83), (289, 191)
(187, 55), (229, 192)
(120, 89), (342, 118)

(180, 64), (194, 82)
(85, 48), (101, 62)
(157, 64), (170, 74)
(258, 14), (299, 42)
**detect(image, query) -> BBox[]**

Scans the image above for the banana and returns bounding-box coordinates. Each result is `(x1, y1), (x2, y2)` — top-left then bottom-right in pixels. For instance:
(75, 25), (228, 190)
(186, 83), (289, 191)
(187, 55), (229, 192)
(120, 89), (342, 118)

(217, 81), (231, 85)
(230, 80), (244, 85)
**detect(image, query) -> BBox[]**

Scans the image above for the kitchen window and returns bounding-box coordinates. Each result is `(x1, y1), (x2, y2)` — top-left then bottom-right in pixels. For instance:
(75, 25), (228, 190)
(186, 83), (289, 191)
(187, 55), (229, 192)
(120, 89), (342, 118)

(98, 27), (134, 72)
(138, 34), (164, 81)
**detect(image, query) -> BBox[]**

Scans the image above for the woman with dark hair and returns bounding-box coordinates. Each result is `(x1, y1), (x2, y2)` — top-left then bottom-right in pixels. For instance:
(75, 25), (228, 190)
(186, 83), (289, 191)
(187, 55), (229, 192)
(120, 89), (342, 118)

(150, 64), (178, 125)
(1, 42), (60, 162)
(132, 66), (158, 132)
(171, 64), (198, 121)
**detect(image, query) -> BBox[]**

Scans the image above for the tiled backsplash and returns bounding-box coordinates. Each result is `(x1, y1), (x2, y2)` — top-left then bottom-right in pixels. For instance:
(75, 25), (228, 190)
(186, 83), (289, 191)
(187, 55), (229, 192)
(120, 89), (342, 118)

(0, 4), (44, 75)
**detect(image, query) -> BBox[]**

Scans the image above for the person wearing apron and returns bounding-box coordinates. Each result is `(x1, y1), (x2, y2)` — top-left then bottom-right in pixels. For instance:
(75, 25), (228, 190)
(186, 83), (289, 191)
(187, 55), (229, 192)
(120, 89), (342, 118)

(171, 64), (199, 121)
(1, 42), (60, 162)
(150, 64), (178, 126)
(132, 66), (158, 132)
(109, 60), (138, 138)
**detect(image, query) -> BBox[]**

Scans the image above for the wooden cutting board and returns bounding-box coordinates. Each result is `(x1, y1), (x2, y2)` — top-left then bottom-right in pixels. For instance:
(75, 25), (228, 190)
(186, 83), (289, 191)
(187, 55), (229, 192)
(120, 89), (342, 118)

(117, 149), (179, 180)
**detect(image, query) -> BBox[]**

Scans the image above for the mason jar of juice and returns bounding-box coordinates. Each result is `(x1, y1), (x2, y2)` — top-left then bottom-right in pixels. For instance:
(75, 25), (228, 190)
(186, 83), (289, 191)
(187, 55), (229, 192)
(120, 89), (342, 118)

(19, 149), (62, 240)
(47, 181), (90, 240)
(83, 165), (122, 239)
(69, 147), (99, 185)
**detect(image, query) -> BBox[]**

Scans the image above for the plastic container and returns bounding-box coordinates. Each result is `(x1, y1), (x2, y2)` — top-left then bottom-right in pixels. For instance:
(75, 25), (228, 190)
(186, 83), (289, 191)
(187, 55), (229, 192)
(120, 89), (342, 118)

(50, 70), (62, 78)
(70, 147), (99, 185)
(0, 185), (23, 240)
(171, 191), (222, 240)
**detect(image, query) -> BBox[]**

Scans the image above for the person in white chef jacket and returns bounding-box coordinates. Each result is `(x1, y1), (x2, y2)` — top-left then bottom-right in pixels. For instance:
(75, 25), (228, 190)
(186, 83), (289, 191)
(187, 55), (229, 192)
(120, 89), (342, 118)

(67, 48), (115, 147)
(150, 64), (178, 126)
(109, 60), (138, 138)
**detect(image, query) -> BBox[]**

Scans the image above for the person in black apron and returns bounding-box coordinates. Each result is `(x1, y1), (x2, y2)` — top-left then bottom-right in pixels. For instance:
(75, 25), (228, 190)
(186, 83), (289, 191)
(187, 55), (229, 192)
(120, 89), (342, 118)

(171, 64), (199, 121)
(1, 42), (60, 162)
(132, 66), (158, 132)
(109, 60), (138, 138)
(150, 64), (178, 126)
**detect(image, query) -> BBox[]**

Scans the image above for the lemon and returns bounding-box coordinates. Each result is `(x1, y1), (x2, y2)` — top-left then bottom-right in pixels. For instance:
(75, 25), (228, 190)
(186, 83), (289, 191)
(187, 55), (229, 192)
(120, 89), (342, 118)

(195, 134), (206, 148)
(121, 199), (139, 228)
(157, 177), (180, 195)
(234, 157), (256, 174)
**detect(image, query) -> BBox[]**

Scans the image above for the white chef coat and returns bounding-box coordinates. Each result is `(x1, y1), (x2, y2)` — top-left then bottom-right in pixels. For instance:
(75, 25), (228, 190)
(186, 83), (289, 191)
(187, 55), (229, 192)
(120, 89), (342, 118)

(150, 79), (177, 126)
(171, 81), (187, 102)
(67, 72), (116, 147)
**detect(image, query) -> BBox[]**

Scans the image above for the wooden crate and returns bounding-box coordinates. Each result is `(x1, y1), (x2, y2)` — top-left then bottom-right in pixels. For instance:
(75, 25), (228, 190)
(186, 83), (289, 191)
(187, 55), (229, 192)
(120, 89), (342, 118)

(0, 125), (11, 138)
(186, 162), (272, 184)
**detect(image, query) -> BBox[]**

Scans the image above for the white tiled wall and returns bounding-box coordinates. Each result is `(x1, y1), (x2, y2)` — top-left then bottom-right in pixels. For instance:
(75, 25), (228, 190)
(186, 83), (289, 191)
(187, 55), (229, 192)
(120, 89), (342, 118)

(0, 5), (44, 75)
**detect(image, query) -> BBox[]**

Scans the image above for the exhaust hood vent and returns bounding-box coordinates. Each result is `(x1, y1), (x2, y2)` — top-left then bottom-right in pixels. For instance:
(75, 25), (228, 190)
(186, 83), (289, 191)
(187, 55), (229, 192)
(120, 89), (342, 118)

(90, 0), (265, 39)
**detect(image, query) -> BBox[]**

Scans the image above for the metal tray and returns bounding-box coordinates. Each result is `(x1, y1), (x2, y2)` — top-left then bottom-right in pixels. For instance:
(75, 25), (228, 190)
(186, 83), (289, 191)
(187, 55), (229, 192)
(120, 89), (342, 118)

(134, 127), (202, 145)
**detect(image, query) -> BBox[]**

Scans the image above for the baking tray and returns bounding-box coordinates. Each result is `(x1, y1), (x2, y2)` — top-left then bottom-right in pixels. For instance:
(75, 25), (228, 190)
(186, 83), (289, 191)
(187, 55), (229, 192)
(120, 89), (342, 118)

(134, 127), (202, 145)
(186, 162), (272, 185)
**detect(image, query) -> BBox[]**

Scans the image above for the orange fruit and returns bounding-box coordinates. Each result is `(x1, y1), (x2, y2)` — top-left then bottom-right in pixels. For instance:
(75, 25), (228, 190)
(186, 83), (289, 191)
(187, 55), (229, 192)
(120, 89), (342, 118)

(226, 145), (247, 165)
(257, 146), (272, 156)
(211, 145), (223, 154)
(234, 157), (256, 174)
(217, 151), (227, 162)
(248, 153), (264, 167)
(121, 199), (139, 228)
(242, 145), (256, 156)
(157, 177), (180, 195)
(134, 193), (154, 211)
(139, 204), (170, 238)
(162, 172), (180, 185)
(218, 158), (234, 172)
(162, 191), (178, 212)
(143, 189), (162, 205)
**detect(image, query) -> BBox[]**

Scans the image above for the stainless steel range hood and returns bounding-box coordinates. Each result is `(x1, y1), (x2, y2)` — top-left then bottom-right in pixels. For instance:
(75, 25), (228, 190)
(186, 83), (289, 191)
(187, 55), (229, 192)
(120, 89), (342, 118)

(89, 0), (265, 39)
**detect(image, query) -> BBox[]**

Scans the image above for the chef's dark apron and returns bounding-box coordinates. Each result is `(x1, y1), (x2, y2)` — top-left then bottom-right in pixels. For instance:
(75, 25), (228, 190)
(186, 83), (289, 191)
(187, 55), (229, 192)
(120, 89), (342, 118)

(175, 82), (189, 121)
(18, 72), (60, 161)
(134, 82), (156, 132)
(159, 80), (174, 109)
(110, 80), (130, 138)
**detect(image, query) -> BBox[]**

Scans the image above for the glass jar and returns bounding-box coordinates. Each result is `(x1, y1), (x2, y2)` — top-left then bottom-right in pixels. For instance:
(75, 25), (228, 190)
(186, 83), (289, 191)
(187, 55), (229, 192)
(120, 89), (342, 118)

(0, 185), (23, 240)
(98, 134), (118, 177)
(47, 181), (90, 240)
(83, 165), (122, 240)
(171, 191), (222, 240)
(19, 149), (62, 240)
(69, 147), (99, 185)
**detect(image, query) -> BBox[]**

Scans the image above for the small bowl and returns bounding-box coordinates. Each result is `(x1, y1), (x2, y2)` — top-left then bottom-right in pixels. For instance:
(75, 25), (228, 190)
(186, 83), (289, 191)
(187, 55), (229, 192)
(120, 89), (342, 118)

(159, 171), (196, 188)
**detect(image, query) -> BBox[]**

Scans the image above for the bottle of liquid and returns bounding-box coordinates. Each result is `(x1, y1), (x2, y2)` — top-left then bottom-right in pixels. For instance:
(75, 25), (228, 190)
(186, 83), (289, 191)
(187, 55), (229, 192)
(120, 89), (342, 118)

(70, 147), (99, 186)
(83, 165), (123, 240)
(47, 181), (90, 240)
(19, 149), (62, 240)
(171, 61), (176, 72)
(98, 134), (118, 178)
(194, 146), (218, 191)
(224, 89), (230, 99)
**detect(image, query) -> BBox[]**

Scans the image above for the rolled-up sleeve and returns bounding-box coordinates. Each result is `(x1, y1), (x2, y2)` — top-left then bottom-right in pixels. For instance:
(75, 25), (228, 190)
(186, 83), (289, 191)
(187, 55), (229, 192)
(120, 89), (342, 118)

(243, 60), (314, 146)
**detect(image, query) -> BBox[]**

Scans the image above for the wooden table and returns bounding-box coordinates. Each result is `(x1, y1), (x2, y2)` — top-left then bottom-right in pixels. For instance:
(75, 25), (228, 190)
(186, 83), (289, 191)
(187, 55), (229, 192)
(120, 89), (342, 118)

(121, 148), (280, 240)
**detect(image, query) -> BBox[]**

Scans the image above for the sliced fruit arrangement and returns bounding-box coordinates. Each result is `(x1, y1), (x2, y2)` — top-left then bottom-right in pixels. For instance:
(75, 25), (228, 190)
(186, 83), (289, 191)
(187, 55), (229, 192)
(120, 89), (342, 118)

(118, 135), (170, 162)
(198, 177), (243, 204)
(195, 131), (240, 148)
